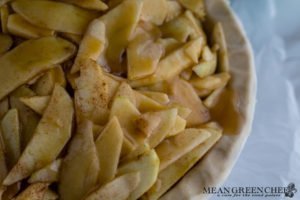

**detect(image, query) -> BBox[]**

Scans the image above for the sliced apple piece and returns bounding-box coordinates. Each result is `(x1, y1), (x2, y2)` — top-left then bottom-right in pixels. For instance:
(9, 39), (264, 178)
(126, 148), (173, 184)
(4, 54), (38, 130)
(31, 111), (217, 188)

(118, 150), (159, 200)
(9, 86), (40, 149)
(0, 34), (12, 55)
(139, 91), (169, 104)
(59, 121), (99, 200)
(134, 91), (164, 112)
(0, 4), (9, 33)
(170, 78), (210, 126)
(99, 0), (143, 73)
(127, 33), (163, 80)
(0, 36), (75, 100)
(0, 129), (8, 183)
(85, 172), (140, 200)
(95, 117), (123, 186)
(178, 0), (205, 19)
(3, 85), (74, 186)
(144, 128), (222, 200)
(110, 96), (143, 148)
(14, 183), (49, 200)
(62, 0), (108, 11)
(156, 128), (211, 171)
(157, 38), (181, 56)
(1, 109), (20, 168)
(11, 0), (98, 34)
(43, 189), (58, 200)
(7, 14), (54, 39)
(193, 50), (217, 78)
(32, 66), (66, 96)
(141, 108), (178, 148)
(0, 97), (9, 120)
(113, 82), (136, 106)
(165, 0), (183, 22)
(167, 115), (186, 137)
(71, 19), (106, 73)
(212, 22), (229, 72)
(28, 159), (61, 183)
(20, 96), (50, 115)
(141, 0), (167, 25)
(75, 59), (109, 125)
(130, 37), (203, 87)
(190, 72), (231, 91)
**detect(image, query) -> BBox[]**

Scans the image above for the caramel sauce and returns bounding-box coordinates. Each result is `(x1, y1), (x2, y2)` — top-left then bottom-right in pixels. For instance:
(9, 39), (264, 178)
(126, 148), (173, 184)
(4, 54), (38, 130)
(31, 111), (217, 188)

(210, 87), (243, 135)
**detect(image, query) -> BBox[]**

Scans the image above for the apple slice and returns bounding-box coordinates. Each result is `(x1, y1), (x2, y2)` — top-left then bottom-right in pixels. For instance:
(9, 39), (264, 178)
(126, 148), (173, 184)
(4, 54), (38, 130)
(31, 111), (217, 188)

(1, 109), (20, 168)
(156, 128), (211, 171)
(59, 121), (99, 200)
(118, 150), (159, 200)
(12, 0), (98, 34)
(20, 96), (50, 115)
(28, 159), (61, 184)
(3, 85), (74, 185)
(85, 172), (140, 200)
(0, 36), (75, 100)
(0, 34), (12, 54)
(95, 117), (123, 185)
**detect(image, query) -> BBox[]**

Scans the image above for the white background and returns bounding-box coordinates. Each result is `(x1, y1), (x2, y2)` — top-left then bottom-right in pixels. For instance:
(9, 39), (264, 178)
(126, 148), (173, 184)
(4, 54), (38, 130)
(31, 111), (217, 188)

(212, 0), (300, 199)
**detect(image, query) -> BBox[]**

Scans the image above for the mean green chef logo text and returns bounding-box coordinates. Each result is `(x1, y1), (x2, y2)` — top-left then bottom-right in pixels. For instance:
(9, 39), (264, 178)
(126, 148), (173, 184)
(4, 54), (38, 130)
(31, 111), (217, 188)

(203, 183), (297, 198)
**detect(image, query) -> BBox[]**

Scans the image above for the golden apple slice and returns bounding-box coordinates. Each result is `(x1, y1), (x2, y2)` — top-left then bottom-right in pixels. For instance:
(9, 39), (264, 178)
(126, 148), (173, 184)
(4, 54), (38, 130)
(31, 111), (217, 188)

(190, 72), (231, 91)
(85, 172), (140, 200)
(1, 109), (20, 168)
(178, 0), (205, 19)
(167, 115), (186, 137)
(62, 0), (108, 11)
(20, 96), (50, 115)
(99, 0), (143, 73)
(43, 189), (58, 200)
(145, 108), (178, 148)
(170, 78), (210, 126)
(0, 36), (75, 100)
(118, 150), (159, 200)
(156, 128), (211, 171)
(3, 85), (74, 185)
(71, 19), (106, 74)
(110, 96), (143, 148)
(165, 0), (183, 22)
(141, 0), (167, 25)
(139, 91), (169, 104)
(0, 129), (8, 183)
(75, 59), (109, 125)
(134, 91), (164, 112)
(0, 34), (12, 55)
(7, 14), (54, 39)
(157, 38), (181, 56)
(32, 66), (66, 96)
(9, 86), (40, 149)
(95, 117), (123, 185)
(11, 0), (98, 34)
(59, 121), (99, 200)
(14, 183), (49, 200)
(0, 97), (9, 120)
(112, 82), (136, 106)
(203, 87), (225, 109)
(212, 22), (229, 72)
(130, 37), (203, 87)
(0, 5), (9, 33)
(127, 33), (163, 80)
(144, 128), (222, 200)
(193, 47), (217, 78)
(28, 159), (61, 184)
